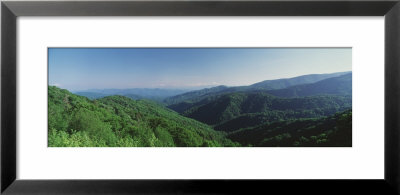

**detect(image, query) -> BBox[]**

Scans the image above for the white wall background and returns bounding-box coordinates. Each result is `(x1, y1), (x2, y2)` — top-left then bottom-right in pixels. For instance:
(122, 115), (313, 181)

(17, 17), (384, 179)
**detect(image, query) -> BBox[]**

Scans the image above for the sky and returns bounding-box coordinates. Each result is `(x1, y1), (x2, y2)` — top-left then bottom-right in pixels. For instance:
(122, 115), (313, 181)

(48, 48), (352, 91)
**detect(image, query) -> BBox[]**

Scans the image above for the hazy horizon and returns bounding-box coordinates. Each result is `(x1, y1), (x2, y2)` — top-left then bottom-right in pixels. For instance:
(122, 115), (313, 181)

(49, 48), (352, 91)
(57, 70), (351, 93)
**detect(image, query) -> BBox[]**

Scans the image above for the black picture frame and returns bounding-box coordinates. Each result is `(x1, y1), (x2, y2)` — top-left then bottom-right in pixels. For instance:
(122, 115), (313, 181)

(1, 0), (399, 194)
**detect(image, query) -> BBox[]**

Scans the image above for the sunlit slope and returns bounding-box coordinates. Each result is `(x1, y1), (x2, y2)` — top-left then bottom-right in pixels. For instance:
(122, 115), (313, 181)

(48, 86), (239, 147)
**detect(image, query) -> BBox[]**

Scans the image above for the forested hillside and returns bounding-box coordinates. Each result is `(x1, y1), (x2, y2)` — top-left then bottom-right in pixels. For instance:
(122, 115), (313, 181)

(227, 110), (352, 147)
(48, 86), (239, 147)
(169, 92), (351, 129)
(49, 71), (352, 147)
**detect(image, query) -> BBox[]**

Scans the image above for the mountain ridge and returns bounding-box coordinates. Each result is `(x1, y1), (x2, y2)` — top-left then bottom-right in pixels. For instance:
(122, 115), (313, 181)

(266, 73), (352, 98)
(164, 71), (351, 105)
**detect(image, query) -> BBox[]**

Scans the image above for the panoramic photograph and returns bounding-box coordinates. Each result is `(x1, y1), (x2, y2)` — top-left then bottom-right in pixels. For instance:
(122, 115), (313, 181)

(48, 48), (352, 147)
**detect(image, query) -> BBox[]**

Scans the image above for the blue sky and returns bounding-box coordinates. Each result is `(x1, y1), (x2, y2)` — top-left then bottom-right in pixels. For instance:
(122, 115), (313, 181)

(49, 48), (351, 91)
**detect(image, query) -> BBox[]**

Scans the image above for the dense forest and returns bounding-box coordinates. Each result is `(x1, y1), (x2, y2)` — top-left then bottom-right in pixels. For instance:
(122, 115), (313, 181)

(49, 72), (352, 147)
(49, 86), (238, 147)
(227, 110), (352, 147)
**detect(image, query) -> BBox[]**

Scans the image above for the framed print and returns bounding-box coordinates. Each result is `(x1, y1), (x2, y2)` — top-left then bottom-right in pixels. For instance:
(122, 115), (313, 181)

(2, 0), (400, 194)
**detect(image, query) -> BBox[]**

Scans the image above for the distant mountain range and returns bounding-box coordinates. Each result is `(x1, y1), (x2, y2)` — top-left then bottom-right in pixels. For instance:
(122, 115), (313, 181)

(74, 88), (191, 101)
(250, 71), (349, 90)
(265, 72), (352, 98)
(164, 71), (351, 104)
(73, 71), (351, 103)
